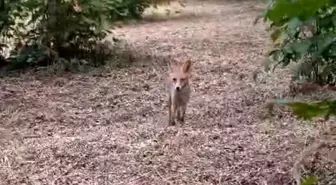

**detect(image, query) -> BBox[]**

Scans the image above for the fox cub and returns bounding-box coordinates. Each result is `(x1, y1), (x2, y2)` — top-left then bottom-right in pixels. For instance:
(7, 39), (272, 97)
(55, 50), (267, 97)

(167, 60), (192, 126)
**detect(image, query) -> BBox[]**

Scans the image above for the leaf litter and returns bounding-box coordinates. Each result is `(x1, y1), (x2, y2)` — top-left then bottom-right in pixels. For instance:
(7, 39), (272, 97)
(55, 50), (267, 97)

(1, 0), (335, 184)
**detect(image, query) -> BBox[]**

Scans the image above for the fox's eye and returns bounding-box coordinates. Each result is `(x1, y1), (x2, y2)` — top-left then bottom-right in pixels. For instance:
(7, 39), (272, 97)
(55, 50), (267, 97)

(172, 78), (177, 82)
(180, 78), (185, 81)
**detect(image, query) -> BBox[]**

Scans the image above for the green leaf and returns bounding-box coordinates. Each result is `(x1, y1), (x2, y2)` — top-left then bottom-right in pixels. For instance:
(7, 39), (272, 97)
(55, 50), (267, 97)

(266, 0), (331, 24)
(274, 100), (336, 120)
(316, 33), (336, 54)
(301, 176), (318, 185)
(99, 14), (110, 30)
(271, 27), (288, 46)
(331, 13), (336, 26)
(289, 39), (312, 56)
(286, 17), (303, 37)
(81, 15), (96, 24)
(266, 0), (297, 24)
(289, 103), (328, 120)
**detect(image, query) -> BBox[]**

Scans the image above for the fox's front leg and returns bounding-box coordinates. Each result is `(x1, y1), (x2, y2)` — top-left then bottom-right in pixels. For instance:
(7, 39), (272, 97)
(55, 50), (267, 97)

(168, 95), (176, 126)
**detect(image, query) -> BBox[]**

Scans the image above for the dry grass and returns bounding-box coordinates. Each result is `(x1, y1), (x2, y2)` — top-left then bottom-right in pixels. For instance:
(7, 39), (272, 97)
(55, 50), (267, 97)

(0, 0), (335, 184)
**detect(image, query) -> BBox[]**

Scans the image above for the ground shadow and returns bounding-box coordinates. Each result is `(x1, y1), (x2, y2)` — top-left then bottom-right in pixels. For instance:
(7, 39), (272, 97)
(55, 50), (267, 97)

(140, 12), (213, 24)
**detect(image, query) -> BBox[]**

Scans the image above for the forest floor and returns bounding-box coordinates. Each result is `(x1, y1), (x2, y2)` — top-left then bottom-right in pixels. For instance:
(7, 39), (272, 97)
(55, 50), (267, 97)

(1, 0), (335, 184)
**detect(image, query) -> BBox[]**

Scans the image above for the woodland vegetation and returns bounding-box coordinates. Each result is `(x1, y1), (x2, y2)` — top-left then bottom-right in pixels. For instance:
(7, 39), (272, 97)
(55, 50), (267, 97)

(0, 0), (335, 184)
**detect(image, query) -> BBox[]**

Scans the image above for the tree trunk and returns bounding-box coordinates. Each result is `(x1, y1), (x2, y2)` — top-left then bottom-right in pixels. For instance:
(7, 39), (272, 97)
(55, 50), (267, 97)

(0, 0), (6, 32)
(46, 0), (60, 48)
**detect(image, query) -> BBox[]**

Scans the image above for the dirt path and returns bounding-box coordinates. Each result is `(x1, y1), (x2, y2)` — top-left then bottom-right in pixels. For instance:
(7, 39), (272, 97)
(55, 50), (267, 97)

(0, 1), (313, 184)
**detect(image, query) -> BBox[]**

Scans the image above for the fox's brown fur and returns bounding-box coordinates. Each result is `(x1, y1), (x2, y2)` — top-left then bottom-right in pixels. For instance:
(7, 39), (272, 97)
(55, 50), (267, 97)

(167, 60), (192, 125)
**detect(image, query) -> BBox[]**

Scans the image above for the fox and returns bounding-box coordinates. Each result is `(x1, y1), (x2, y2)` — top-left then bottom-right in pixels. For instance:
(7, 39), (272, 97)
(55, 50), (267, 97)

(167, 59), (193, 126)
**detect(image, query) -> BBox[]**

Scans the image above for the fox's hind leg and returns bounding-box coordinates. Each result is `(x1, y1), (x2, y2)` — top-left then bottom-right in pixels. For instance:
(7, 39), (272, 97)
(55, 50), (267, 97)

(177, 106), (181, 122)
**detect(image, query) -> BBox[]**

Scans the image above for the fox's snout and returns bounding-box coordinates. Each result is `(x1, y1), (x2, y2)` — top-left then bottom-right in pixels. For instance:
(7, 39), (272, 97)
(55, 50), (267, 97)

(171, 77), (187, 92)
(174, 82), (182, 92)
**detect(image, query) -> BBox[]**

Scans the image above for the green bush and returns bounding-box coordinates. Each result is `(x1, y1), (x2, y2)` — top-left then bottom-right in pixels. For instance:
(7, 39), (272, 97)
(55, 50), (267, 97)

(258, 0), (336, 85)
(0, 0), (152, 70)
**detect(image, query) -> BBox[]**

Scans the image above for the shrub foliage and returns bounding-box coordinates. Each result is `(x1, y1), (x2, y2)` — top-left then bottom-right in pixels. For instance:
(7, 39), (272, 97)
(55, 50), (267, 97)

(0, 0), (156, 69)
(259, 0), (336, 85)
(258, 0), (336, 120)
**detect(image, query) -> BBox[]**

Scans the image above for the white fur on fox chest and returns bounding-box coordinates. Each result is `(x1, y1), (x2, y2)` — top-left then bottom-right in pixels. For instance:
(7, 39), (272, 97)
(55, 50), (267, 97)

(170, 85), (191, 106)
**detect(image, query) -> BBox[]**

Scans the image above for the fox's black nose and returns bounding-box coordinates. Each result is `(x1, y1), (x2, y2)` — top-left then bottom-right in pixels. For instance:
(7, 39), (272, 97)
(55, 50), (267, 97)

(176, 87), (181, 91)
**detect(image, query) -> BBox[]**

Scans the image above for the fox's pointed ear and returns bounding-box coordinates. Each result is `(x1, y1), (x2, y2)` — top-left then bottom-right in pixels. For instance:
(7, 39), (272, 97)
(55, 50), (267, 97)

(181, 60), (192, 73)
